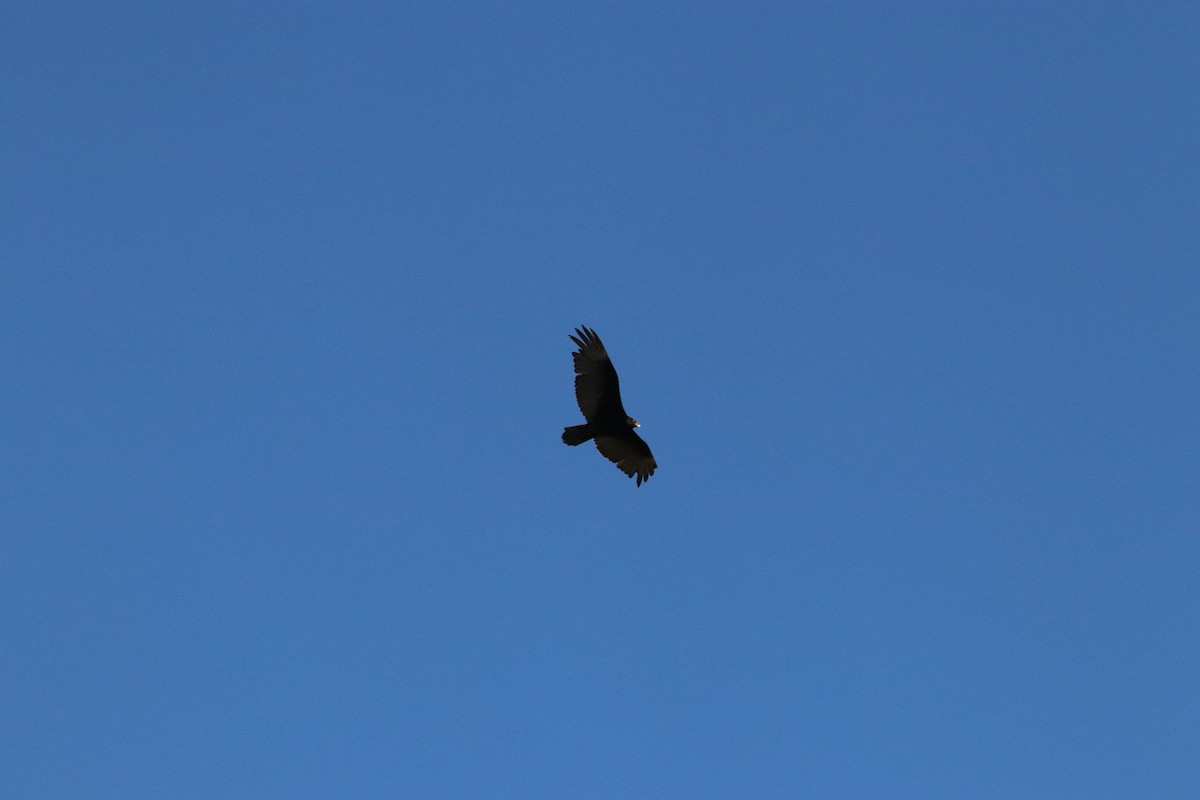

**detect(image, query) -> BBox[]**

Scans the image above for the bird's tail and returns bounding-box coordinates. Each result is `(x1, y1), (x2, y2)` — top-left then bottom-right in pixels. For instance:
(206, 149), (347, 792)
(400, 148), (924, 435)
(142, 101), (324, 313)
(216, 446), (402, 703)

(562, 424), (593, 446)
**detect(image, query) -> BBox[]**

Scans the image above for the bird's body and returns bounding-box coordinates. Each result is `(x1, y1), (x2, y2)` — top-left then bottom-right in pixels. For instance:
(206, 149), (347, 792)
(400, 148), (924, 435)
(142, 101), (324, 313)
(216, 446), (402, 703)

(562, 326), (657, 486)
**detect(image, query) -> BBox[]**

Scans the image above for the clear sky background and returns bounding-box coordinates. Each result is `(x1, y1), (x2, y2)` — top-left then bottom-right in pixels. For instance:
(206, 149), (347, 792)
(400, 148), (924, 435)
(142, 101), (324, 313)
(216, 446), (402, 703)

(3, 4), (1197, 798)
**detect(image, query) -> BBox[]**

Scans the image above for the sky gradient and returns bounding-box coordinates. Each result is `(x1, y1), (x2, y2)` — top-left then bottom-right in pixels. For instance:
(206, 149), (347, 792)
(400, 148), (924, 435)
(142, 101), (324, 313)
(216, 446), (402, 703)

(3, 4), (1198, 798)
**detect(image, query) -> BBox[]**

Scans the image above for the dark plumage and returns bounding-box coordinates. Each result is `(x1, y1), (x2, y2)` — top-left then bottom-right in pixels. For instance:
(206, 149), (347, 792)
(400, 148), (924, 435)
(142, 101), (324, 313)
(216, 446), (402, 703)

(561, 326), (657, 486)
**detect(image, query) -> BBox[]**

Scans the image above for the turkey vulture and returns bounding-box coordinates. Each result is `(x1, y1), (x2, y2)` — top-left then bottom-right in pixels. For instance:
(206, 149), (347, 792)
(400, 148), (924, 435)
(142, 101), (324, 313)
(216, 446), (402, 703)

(562, 325), (657, 486)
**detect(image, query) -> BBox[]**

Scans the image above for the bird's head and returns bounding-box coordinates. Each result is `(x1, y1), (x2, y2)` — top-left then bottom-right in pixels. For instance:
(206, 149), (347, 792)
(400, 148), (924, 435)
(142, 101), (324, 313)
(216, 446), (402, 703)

(627, 417), (640, 429)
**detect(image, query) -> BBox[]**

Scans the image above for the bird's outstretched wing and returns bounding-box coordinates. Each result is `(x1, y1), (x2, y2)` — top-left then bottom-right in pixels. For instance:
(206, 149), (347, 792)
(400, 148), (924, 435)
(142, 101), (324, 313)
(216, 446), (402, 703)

(594, 432), (657, 487)
(569, 326), (627, 423)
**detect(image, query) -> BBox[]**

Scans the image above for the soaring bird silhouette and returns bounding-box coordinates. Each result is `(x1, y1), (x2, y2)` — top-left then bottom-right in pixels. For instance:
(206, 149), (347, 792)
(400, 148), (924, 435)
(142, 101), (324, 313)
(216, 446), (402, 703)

(561, 326), (657, 486)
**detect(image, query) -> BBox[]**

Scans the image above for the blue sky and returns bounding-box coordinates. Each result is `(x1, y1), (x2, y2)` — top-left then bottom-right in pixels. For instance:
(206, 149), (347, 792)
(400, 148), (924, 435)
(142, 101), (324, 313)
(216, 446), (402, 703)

(3, 3), (1197, 797)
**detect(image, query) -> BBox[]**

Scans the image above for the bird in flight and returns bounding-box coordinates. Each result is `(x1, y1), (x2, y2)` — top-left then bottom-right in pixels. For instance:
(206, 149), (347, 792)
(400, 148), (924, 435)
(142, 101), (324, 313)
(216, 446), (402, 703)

(562, 325), (657, 486)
